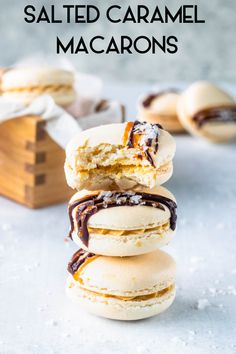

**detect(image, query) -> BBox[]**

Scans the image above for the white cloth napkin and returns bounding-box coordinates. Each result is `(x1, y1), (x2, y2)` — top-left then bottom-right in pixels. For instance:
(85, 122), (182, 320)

(0, 95), (81, 148)
(0, 95), (124, 149)
(0, 56), (125, 148)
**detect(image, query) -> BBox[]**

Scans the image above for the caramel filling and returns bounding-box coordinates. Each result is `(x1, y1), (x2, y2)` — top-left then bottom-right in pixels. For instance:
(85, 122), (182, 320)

(5, 84), (72, 93)
(76, 163), (170, 175)
(87, 221), (170, 236)
(69, 283), (174, 302)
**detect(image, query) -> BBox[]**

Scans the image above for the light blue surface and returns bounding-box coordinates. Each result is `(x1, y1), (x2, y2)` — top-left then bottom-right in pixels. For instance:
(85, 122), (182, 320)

(0, 84), (236, 354)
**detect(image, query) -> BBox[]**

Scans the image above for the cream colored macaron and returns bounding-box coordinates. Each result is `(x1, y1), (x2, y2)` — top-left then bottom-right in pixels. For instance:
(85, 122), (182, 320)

(138, 91), (185, 133)
(68, 186), (177, 257)
(65, 121), (176, 191)
(177, 81), (236, 142)
(66, 249), (176, 321)
(1, 67), (76, 107)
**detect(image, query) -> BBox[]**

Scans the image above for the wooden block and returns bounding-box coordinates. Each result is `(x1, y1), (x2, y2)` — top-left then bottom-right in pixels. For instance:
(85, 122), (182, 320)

(0, 115), (73, 208)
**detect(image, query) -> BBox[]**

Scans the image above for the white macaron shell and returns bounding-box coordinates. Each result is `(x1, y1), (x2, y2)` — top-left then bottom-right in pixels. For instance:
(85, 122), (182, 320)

(182, 81), (234, 116)
(65, 123), (176, 170)
(88, 204), (170, 230)
(70, 185), (175, 231)
(149, 93), (179, 116)
(77, 250), (176, 297)
(1, 67), (74, 89)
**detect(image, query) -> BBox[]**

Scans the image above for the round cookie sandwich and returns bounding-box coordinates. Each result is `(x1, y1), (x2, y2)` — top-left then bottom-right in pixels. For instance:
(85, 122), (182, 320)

(65, 121), (176, 191)
(177, 81), (236, 142)
(1, 66), (76, 107)
(138, 90), (185, 133)
(68, 186), (177, 257)
(66, 249), (176, 321)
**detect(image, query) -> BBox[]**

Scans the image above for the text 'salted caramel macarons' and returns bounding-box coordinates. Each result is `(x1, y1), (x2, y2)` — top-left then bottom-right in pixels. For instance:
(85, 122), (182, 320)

(1, 66), (76, 107)
(177, 81), (236, 142)
(65, 121), (176, 191)
(66, 249), (176, 321)
(138, 90), (185, 133)
(68, 186), (177, 257)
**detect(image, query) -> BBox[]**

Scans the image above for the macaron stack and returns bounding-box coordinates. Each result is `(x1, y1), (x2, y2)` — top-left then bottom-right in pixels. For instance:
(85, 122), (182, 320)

(64, 121), (177, 320)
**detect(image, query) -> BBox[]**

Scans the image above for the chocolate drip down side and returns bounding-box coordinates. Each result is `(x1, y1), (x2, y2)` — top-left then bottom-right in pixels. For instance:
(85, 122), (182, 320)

(67, 249), (95, 275)
(68, 191), (177, 247)
(193, 106), (236, 128)
(125, 121), (163, 167)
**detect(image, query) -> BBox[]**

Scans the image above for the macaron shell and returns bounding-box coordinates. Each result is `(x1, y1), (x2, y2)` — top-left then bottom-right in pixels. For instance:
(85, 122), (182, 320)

(85, 204), (170, 230)
(139, 109), (185, 133)
(65, 122), (176, 170)
(181, 81), (234, 116)
(77, 250), (176, 296)
(72, 228), (175, 257)
(149, 93), (179, 116)
(1, 67), (74, 89)
(66, 280), (176, 321)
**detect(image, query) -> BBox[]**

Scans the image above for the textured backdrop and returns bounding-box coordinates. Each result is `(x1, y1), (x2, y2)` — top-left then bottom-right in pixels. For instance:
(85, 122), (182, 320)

(0, 0), (235, 82)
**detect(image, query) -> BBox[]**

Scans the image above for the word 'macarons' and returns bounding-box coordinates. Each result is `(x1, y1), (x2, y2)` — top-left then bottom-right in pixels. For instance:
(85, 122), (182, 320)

(56, 35), (178, 55)
(24, 5), (205, 24)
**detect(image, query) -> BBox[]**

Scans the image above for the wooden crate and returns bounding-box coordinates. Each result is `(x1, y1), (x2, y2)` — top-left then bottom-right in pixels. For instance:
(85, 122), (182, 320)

(0, 115), (73, 208)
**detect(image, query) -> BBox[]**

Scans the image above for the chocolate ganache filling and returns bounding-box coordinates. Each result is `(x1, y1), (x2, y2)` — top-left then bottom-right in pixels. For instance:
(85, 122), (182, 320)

(68, 191), (177, 247)
(124, 121), (163, 167)
(68, 249), (95, 275)
(142, 89), (179, 108)
(192, 106), (236, 128)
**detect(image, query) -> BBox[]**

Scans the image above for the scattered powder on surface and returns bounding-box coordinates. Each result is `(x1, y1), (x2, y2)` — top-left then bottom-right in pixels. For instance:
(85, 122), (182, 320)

(196, 299), (211, 310)
(46, 319), (58, 327)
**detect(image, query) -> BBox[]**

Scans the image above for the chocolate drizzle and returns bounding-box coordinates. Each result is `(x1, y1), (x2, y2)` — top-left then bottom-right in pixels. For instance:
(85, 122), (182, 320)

(125, 121), (163, 167)
(68, 191), (177, 247)
(142, 89), (179, 108)
(193, 106), (236, 128)
(95, 99), (109, 112)
(67, 249), (95, 275)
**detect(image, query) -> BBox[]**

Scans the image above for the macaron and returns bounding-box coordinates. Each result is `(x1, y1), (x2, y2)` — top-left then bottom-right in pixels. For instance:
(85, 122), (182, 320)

(1, 67), (76, 107)
(138, 90), (185, 133)
(66, 249), (176, 321)
(0, 67), (7, 89)
(177, 81), (236, 142)
(65, 121), (176, 191)
(68, 186), (177, 256)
